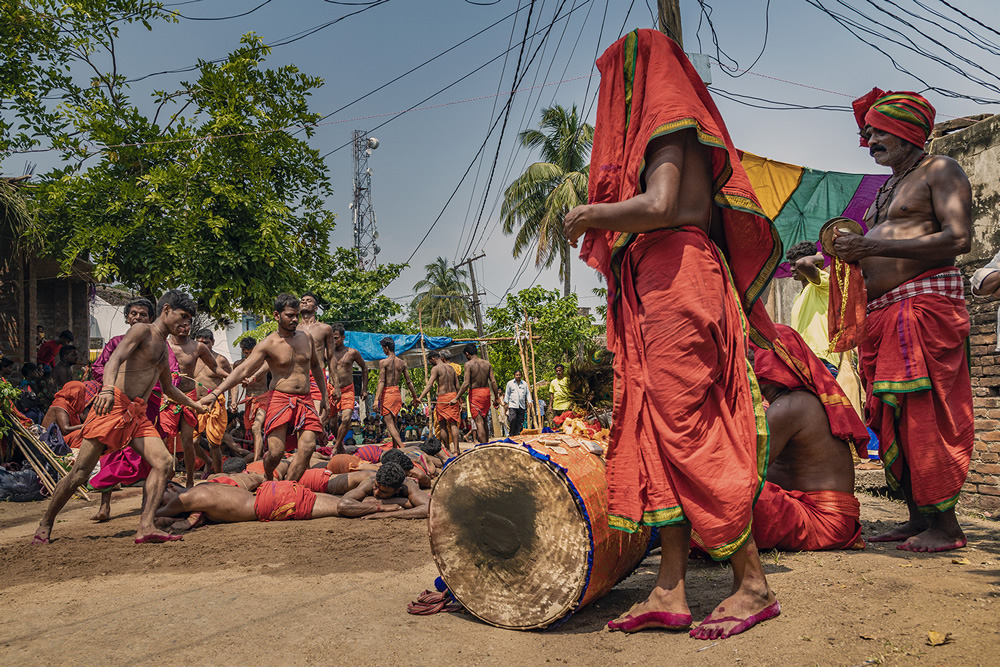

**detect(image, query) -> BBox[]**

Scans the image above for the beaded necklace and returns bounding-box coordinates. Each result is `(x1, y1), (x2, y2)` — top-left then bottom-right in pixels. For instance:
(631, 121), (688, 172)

(872, 152), (926, 225)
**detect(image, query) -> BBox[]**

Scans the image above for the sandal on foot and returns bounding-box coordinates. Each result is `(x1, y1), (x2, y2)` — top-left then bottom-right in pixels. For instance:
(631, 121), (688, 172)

(608, 611), (693, 632)
(134, 534), (183, 544)
(690, 601), (781, 640)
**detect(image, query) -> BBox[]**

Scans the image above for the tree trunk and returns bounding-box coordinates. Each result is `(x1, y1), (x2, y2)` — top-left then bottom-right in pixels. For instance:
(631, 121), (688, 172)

(562, 248), (571, 298)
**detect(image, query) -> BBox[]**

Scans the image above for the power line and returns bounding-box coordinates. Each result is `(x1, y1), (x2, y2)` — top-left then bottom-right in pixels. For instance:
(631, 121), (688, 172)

(176, 0), (274, 20)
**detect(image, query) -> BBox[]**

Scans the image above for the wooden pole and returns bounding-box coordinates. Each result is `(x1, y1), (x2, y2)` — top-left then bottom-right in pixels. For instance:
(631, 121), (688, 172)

(514, 325), (535, 431)
(657, 0), (683, 48)
(419, 306), (435, 434)
(526, 318), (541, 430)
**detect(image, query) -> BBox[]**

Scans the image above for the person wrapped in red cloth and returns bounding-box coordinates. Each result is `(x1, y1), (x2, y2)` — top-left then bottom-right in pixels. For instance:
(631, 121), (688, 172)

(40, 380), (95, 449)
(416, 350), (461, 456)
(33, 290), (207, 545)
(200, 293), (329, 483)
(454, 343), (501, 444)
(748, 325), (868, 552)
(833, 88), (973, 553)
(563, 30), (782, 639)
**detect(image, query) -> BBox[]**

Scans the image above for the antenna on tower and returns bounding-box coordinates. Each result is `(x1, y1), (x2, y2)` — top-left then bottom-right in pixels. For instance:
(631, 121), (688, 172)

(352, 131), (381, 270)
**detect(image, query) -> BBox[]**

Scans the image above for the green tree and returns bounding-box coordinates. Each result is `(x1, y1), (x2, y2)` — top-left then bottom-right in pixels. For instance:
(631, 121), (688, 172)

(500, 105), (593, 297)
(32, 35), (338, 321)
(411, 256), (471, 328)
(311, 248), (406, 332)
(485, 286), (596, 386)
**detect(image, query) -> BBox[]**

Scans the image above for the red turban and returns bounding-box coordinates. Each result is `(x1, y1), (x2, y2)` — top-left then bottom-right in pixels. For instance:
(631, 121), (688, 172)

(852, 87), (935, 148)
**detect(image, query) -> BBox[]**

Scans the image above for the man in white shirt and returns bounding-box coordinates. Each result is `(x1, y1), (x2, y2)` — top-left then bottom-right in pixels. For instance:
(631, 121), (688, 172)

(502, 370), (532, 437)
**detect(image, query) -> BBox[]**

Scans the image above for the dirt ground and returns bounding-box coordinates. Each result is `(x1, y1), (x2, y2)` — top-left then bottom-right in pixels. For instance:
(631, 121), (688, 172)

(1, 486), (998, 666)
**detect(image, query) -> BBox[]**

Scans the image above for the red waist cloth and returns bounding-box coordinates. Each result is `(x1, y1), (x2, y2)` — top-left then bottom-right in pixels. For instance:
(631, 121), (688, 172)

(468, 387), (491, 419)
(752, 482), (863, 551)
(859, 268), (973, 514)
(264, 390), (322, 437)
(326, 453), (363, 473)
(380, 385), (402, 416)
(81, 387), (161, 454)
(309, 379), (323, 403)
(242, 392), (269, 436)
(753, 324), (869, 457)
(47, 381), (89, 427)
(336, 383), (355, 413)
(435, 392), (460, 423)
(606, 228), (768, 561)
(298, 467), (332, 494)
(208, 475), (241, 488)
(254, 481), (317, 521)
(354, 443), (389, 463)
(157, 389), (199, 446)
(90, 448), (150, 489)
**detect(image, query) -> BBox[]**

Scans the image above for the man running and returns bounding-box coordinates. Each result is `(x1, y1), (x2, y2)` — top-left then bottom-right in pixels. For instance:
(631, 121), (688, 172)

(329, 323), (367, 453)
(453, 343), (500, 444)
(376, 337), (417, 448)
(200, 293), (328, 483)
(32, 290), (207, 544)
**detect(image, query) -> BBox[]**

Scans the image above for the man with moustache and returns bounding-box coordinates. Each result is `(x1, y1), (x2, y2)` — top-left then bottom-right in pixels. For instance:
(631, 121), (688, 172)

(832, 89), (973, 553)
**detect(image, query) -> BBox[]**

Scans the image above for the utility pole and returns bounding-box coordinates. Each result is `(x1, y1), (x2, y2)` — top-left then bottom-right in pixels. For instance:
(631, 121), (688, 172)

(454, 252), (502, 437)
(658, 0), (683, 48)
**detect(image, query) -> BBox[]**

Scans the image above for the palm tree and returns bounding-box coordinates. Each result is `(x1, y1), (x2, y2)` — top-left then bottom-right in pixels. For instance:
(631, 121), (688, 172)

(500, 104), (593, 297)
(412, 256), (472, 328)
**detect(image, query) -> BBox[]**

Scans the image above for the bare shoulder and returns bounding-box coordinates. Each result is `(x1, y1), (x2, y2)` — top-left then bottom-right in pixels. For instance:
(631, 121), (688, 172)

(924, 154), (969, 184)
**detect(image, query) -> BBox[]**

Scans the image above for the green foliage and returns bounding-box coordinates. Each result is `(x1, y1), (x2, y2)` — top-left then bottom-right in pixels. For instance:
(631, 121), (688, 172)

(484, 286), (596, 385)
(312, 248), (406, 332)
(31, 34), (337, 322)
(592, 286), (608, 322)
(501, 105), (593, 297)
(0, 378), (24, 438)
(411, 256), (471, 328)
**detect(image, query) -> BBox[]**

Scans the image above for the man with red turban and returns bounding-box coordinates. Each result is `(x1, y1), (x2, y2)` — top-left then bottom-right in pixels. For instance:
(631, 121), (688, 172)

(832, 88), (973, 552)
(564, 29), (782, 639)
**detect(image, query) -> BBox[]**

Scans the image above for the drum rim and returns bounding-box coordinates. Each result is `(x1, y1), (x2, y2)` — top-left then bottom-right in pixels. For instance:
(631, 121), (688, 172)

(428, 441), (593, 630)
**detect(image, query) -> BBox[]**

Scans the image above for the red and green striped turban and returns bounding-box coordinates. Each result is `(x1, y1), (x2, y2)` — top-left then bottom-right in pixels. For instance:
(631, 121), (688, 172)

(852, 87), (936, 148)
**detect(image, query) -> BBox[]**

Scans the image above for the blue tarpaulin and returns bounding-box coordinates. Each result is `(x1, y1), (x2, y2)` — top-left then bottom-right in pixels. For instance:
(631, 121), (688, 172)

(345, 332), (459, 363)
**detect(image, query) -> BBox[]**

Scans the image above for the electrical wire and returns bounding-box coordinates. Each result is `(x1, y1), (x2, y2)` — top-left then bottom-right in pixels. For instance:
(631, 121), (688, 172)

(175, 0), (274, 20)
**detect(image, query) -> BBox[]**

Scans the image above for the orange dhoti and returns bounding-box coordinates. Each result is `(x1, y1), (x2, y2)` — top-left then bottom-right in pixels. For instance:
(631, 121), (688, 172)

(208, 475), (242, 489)
(604, 228), (768, 561)
(468, 387), (491, 419)
(859, 268), (974, 514)
(326, 453), (363, 474)
(380, 385), (402, 417)
(436, 392), (460, 423)
(81, 387), (162, 454)
(335, 383), (355, 413)
(195, 395), (227, 446)
(243, 393), (269, 437)
(751, 482), (862, 551)
(158, 389), (199, 452)
(253, 481), (317, 521)
(264, 390), (323, 442)
(298, 467), (332, 493)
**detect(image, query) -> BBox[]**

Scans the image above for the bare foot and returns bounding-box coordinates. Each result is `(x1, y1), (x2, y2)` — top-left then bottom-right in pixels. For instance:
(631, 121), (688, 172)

(91, 508), (111, 522)
(31, 525), (52, 545)
(690, 589), (779, 640)
(134, 528), (183, 544)
(868, 521), (926, 543)
(608, 586), (692, 632)
(898, 527), (967, 553)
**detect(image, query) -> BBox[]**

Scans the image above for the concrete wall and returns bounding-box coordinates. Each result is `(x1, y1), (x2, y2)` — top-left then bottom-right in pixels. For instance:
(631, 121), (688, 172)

(930, 114), (1000, 511)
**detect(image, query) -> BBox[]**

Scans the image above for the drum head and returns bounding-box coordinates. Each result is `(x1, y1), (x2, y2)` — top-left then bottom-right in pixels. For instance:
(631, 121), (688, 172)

(819, 216), (863, 256)
(428, 444), (589, 629)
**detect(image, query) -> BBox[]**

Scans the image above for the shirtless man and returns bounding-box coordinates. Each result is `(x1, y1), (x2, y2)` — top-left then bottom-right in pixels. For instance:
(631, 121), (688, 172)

(165, 321), (227, 487)
(51, 345), (78, 390)
(329, 323), (367, 453)
(200, 293), (328, 483)
(32, 290), (207, 544)
(298, 292), (337, 426)
(376, 337), (417, 448)
(453, 343), (500, 444)
(834, 89), (973, 552)
(230, 337), (269, 461)
(193, 329), (234, 475)
(204, 471), (265, 492)
(341, 461), (430, 519)
(416, 350), (460, 456)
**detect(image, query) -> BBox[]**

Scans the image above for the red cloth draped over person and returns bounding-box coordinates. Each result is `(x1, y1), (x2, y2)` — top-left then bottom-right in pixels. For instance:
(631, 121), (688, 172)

(379, 385), (403, 417)
(577, 29), (779, 559)
(753, 324), (869, 457)
(264, 391), (322, 442)
(253, 481), (317, 521)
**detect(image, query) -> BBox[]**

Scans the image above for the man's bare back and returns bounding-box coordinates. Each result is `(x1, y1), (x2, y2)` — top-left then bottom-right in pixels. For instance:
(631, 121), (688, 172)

(464, 358), (493, 390)
(379, 356), (407, 387)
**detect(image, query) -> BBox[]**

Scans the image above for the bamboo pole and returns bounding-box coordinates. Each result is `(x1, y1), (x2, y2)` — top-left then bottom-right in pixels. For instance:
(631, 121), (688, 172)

(514, 325), (535, 431)
(526, 318), (541, 430)
(418, 307), (435, 434)
(451, 336), (540, 342)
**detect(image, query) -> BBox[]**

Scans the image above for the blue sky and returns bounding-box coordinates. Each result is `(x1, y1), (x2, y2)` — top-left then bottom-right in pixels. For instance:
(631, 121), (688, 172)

(5, 0), (999, 317)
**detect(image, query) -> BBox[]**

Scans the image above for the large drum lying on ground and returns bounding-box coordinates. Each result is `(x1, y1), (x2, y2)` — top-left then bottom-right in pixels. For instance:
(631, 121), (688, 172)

(428, 434), (652, 630)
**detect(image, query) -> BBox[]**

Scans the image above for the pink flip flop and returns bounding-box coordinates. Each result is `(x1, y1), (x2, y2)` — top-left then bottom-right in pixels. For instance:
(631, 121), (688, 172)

(690, 600), (781, 640)
(30, 534), (50, 545)
(608, 611), (693, 632)
(897, 537), (967, 553)
(134, 534), (183, 544)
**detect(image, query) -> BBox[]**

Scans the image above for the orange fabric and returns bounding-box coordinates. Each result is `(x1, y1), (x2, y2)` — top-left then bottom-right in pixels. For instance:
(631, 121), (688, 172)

(208, 476), (241, 488)
(309, 379), (323, 403)
(580, 29), (780, 354)
(380, 385), (402, 417)
(326, 453), (362, 474)
(754, 324), (869, 457)
(859, 270), (973, 514)
(299, 467), (332, 494)
(242, 393), (268, 436)
(468, 387), (491, 419)
(264, 390), (322, 437)
(435, 391), (460, 423)
(80, 387), (161, 453)
(253, 481), (317, 521)
(64, 429), (83, 449)
(47, 381), (88, 427)
(337, 383), (355, 413)
(195, 395), (227, 446)
(827, 258), (868, 353)
(605, 228), (768, 561)
(751, 482), (862, 551)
